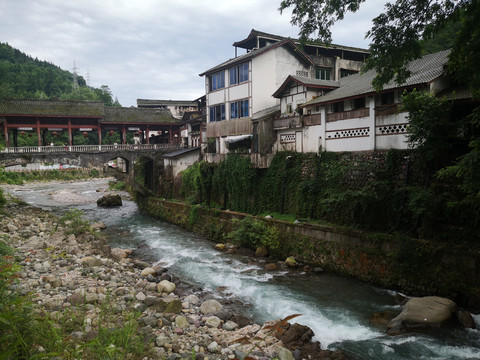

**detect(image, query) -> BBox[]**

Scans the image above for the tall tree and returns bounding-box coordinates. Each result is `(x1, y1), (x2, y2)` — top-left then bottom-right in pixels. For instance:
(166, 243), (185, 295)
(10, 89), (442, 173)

(279, 0), (477, 92)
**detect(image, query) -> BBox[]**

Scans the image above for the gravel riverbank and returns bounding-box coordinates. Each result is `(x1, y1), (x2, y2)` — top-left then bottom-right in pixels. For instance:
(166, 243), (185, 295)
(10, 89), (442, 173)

(0, 198), (347, 360)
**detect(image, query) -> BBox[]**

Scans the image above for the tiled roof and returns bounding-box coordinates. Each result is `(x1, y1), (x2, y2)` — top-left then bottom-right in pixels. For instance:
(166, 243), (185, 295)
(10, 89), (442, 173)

(303, 50), (450, 106)
(0, 99), (105, 117)
(233, 29), (369, 54)
(273, 75), (340, 98)
(103, 107), (181, 124)
(199, 39), (313, 76)
(137, 99), (198, 107)
(161, 147), (200, 158)
(252, 104), (280, 120)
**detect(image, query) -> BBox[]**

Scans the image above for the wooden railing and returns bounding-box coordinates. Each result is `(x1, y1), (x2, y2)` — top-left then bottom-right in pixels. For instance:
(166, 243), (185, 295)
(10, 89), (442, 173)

(273, 116), (302, 129)
(1, 143), (181, 154)
(302, 114), (322, 126)
(326, 107), (370, 122)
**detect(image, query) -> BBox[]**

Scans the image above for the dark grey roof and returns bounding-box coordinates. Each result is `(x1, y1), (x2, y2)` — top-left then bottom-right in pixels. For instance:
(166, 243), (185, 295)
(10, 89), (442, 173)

(252, 105), (280, 120)
(233, 29), (369, 54)
(273, 75), (340, 98)
(103, 107), (181, 124)
(161, 147), (200, 158)
(0, 99), (105, 117)
(303, 50), (450, 106)
(199, 40), (313, 76)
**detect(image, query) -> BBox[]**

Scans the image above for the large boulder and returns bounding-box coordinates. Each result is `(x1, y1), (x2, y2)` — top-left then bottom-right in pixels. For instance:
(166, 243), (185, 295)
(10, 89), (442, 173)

(387, 296), (457, 334)
(97, 194), (122, 207)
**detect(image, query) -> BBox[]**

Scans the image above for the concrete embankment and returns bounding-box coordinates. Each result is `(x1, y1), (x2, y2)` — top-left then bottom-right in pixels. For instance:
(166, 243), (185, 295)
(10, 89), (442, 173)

(140, 197), (480, 311)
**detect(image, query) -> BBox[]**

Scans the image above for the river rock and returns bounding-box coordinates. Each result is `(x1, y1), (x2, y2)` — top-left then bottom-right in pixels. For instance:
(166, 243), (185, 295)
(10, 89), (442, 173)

(81, 256), (103, 267)
(277, 322), (314, 349)
(96, 193), (122, 207)
(285, 257), (297, 268)
(277, 346), (295, 360)
(175, 315), (189, 329)
(265, 263), (278, 271)
(457, 311), (476, 329)
(141, 267), (156, 277)
(205, 315), (221, 328)
(157, 280), (176, 294)
(111, 247), (131, 260)
(387, 296), (457, 334)
(214, 243), (226, 251)
(255, 246), (268, 257)
(91, 222), (106, 230)
(223, 320), (239, 331)
(200, 299), (223, 315)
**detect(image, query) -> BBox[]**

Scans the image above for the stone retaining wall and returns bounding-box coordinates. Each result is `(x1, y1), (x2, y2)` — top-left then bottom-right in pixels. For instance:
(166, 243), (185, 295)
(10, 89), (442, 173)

(140, 198), (480, 310)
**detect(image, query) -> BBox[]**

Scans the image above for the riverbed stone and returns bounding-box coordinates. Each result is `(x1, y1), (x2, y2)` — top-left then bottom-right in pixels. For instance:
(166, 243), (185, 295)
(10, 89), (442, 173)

(141, 267), (156, 277)
(255, 246), (268, 257)
(157, 280), (176, 294)
(205, 315), (221, 328)
(200, 299), (223, 315)
(285, 257), (297, 268)
(265, 263), (278, 271)
(81, 256), (103, 267)
(387, 296), (457, 334)
(96, 193), (122, 207)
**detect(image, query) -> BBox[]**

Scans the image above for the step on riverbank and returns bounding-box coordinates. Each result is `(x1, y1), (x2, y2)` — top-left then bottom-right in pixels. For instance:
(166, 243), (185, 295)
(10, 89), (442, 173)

(0, 201), (347, 360)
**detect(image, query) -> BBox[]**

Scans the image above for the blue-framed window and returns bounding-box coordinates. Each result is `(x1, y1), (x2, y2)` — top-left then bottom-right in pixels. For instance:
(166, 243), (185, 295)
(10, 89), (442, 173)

(229, 63), (249, 85)
(209, 71), (225, 92)
(209, 104), (225, 122)
(230, 99), (249, 119)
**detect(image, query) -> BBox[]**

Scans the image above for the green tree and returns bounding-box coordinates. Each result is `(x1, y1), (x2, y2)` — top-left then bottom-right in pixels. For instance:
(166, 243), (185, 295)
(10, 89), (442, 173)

(279, 0), (478, 92)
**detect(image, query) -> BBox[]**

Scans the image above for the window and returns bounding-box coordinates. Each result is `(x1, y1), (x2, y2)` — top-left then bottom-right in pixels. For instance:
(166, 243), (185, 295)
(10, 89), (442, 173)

(209, 104), (225, 122)
(230, 99), (249, 119)
(330, 101), (344, 113)
(316, 68), (331, 80)
(208, 71), (225, 91)
(340, 69), (358, 78)
(286, 104), (293, 114)
(380, 92), (395, 105)
(350, 97), (366, 110)
(229, 63), (249, 85)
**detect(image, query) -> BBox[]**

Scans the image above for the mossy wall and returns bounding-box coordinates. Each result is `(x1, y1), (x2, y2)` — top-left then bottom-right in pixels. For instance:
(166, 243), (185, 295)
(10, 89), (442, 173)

(139, 198), (480, 309)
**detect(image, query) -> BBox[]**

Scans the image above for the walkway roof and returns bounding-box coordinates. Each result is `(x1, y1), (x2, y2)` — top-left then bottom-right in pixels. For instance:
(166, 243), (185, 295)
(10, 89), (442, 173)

(0, 99), (105, 117)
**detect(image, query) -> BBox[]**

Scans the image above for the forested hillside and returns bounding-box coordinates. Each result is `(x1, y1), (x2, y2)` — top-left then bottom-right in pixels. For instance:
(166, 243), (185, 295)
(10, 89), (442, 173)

(0, 42), (120, 106)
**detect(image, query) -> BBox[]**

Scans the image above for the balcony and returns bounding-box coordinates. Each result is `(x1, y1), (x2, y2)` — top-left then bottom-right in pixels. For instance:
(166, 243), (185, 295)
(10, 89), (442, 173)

(326, 107), (370, 122)
(303, 114), (322, 126)
(273, 115), (302, 130)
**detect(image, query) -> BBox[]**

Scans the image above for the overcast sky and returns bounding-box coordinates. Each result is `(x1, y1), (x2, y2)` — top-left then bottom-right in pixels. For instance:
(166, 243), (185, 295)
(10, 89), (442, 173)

(0, 0), (385, 107)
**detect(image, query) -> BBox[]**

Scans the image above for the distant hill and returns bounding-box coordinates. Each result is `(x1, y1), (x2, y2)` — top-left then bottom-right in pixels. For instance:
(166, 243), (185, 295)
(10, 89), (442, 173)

(0, 42), (120, 106)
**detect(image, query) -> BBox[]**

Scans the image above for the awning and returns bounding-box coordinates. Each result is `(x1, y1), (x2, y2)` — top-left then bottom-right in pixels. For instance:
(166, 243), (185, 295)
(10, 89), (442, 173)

(224, 134), (252, 144)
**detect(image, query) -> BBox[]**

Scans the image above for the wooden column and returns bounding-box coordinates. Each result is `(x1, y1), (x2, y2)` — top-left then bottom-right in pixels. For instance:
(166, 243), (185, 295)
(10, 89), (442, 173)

(146, 127), (150, 144)
(97, 126), (102, 145)
(122, 126), (126, 144)
(169, 125), (173, 144)
(3, 121), (9, 148)
(68, 119), (72, 146)
(36, 118), (42, 146)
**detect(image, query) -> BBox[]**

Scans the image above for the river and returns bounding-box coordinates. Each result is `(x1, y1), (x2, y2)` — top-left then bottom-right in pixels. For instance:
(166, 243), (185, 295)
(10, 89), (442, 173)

(4, 179), (480, 360)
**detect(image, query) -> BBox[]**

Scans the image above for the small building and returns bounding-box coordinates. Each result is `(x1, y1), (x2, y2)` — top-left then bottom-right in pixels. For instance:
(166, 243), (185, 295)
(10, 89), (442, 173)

(137, 99), (199, 120)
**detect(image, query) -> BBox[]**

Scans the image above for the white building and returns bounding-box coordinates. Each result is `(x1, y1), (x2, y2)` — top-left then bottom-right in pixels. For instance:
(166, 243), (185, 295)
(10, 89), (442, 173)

(199, 29), (368, 161)
(292, 49), (451, 153)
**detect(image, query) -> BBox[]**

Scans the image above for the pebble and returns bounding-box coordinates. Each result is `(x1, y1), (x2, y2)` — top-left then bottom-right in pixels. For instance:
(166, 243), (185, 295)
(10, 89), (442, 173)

(0, 199), (311, 360)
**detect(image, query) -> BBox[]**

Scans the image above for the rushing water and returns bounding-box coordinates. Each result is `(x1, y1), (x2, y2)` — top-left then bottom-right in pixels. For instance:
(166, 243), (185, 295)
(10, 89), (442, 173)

(4, 179), (480, 360)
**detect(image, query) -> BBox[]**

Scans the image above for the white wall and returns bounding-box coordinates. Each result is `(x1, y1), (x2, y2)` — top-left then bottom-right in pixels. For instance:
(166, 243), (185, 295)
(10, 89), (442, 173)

(252, 47), (308, 114)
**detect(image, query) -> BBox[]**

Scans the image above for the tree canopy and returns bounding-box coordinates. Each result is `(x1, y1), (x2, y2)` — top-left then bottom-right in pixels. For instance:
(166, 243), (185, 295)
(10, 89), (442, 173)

(0, 42), (121, 106)
(279, 0), (478, 93)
